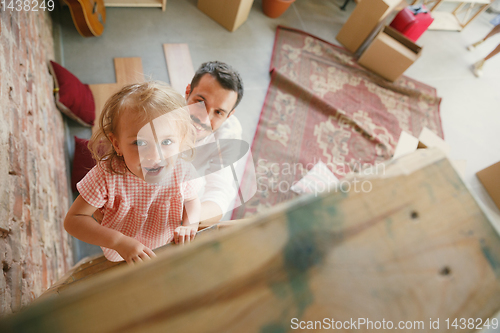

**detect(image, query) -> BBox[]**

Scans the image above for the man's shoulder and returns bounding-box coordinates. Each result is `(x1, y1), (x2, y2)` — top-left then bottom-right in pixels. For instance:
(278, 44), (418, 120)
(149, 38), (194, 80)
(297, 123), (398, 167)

(215, 115), (242, 140)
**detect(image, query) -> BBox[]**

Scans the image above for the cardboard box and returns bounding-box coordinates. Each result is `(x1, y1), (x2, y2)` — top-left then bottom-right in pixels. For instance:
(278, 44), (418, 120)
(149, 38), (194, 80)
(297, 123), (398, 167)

(358, 26), (422, 82)
(197, 0), (254, 32)
(477, 162), (500, 211)
(336, 0), (402, 53)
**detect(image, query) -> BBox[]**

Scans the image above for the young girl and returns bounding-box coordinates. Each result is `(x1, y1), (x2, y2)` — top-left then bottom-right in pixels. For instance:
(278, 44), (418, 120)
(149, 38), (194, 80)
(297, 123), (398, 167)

(64, 81), (201, 264)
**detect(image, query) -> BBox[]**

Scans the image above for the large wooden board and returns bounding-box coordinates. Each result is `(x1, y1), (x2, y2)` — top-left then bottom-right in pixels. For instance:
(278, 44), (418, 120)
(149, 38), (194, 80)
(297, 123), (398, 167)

(163, 43), (195, 95)
(38, 220), (250, 298)
(2, 149), (500, 332)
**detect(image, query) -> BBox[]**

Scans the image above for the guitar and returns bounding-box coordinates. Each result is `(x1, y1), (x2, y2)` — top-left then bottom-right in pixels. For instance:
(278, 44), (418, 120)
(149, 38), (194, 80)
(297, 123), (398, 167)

(64, 0), (106, 37)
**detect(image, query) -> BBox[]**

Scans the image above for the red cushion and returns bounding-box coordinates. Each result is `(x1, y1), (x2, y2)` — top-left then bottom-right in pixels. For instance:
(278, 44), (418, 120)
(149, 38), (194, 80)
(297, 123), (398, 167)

(71, 136), (96, 192)
(49, 61), (95, 126)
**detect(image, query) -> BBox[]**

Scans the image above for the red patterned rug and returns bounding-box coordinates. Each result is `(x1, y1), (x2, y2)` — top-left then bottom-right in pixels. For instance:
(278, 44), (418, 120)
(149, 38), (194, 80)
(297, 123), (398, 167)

(232, 26), (442, 219)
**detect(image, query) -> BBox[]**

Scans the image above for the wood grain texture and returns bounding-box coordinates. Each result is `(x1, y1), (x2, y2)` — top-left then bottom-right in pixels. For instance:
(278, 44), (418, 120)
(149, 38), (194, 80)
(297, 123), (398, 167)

(2, 149), (500, 332)
(38, 220), (251, 298)
(104, 0), (166, 10)
(114, 57), (145, 86)
(89, 58), (145, 134)
(89, 83), (120, 134)
(163, 44), (194, 94)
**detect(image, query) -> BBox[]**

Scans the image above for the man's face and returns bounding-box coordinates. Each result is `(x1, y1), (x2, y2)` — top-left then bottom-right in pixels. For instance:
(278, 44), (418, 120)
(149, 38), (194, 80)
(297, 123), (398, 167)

(186, 74), (238, 141)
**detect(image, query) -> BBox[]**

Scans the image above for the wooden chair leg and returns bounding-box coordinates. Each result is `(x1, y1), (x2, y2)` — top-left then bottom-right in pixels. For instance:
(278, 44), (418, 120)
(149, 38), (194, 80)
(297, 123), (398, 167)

(462, 4), (490, 29)
(413, 0), (445, 12)
(340, 0), (350, 11)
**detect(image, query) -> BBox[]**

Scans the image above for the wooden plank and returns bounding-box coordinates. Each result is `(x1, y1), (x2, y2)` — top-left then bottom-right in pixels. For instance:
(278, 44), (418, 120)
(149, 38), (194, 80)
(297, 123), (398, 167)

(114, 57), (145, 86)
(38, 254), (122, 300)
(89, 83), (120, 134)
(198, 218), (252, 230)
(163, 44), (195, 94)
(103, 0), (166, 9)
(2, 149), (500, 332)
(38, 220), (251, 298)
(90, 58), (145, 134)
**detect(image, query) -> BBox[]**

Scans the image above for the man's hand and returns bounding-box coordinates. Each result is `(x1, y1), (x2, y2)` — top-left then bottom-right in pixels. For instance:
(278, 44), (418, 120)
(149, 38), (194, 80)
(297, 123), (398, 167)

(199, 201), (223, 224)
(174, 225), (197, 244)
(114, 234), (156, 265)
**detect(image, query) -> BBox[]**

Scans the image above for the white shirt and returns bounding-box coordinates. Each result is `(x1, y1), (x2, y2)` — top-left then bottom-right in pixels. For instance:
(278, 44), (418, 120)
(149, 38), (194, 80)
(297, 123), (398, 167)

(194, 115), (243, 218)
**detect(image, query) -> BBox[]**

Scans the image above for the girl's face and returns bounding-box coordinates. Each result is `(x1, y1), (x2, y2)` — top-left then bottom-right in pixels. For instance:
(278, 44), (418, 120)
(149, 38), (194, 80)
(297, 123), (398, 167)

(109, 110), (182, 184)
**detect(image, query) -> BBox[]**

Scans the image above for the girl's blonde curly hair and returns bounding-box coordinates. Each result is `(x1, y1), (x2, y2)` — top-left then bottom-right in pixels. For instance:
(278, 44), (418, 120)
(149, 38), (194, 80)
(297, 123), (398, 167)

(89, 81), (195, 175)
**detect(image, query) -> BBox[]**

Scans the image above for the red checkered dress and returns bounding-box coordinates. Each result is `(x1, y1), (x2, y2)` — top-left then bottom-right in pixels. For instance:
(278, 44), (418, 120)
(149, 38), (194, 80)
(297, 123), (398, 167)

(77, 158), (200, 262)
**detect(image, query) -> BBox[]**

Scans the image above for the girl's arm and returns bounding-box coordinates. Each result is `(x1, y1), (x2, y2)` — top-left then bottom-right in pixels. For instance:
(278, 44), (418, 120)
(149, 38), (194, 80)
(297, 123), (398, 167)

(64, 195), (156, 264)
(174, 196), (201, 244)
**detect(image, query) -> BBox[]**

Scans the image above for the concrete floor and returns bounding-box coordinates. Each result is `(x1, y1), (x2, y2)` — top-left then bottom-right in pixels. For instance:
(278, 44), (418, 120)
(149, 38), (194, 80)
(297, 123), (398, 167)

(55, 0), (500, 266)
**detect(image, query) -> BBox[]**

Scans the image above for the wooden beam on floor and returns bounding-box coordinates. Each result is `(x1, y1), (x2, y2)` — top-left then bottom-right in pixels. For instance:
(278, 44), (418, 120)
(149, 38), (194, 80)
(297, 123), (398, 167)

(163, 43), (195, 95)
(90, 57), (145, 134)
(89, 83), (121, 134)
(2, 149), (500, 332)
(114, 57), (145, 86)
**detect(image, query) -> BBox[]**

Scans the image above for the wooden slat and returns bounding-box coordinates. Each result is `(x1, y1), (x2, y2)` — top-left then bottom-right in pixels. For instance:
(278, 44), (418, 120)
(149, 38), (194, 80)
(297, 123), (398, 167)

(103, 0), (166, 10)
(2, 149), (500, 332)
(114, 57), (145, 86)
(456, 3), (490, 28)
(38, 254), (122, 300)
(163, 44), (195, 94)
(89, 83), (120, 134)
(198, 218), (252, 230)
(38, 220), (251, 298)
(89, 58), (145, 134)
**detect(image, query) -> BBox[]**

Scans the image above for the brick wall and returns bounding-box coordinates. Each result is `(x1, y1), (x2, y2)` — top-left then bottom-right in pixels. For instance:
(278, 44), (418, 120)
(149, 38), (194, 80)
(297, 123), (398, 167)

(0, 10), (73, 315)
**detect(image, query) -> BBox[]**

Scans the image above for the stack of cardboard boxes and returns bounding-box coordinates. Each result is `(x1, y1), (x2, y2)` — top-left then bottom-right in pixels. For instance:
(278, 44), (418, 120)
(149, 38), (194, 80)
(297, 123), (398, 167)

(336, 0), (422, 82)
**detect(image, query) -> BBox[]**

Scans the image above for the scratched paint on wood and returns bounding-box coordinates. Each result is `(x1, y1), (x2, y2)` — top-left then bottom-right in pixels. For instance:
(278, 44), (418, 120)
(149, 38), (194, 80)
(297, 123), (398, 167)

(1, 149), (500, 333)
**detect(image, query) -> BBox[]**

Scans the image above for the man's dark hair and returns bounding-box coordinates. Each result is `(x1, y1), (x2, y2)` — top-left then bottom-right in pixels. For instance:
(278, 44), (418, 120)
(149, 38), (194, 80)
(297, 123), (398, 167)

(190, 61), (244, 111)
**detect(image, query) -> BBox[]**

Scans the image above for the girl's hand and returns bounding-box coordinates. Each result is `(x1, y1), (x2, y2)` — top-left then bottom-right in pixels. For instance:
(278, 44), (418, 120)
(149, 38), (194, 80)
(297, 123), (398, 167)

(174, 225), (197, 244)
(114, 235), (156, 265)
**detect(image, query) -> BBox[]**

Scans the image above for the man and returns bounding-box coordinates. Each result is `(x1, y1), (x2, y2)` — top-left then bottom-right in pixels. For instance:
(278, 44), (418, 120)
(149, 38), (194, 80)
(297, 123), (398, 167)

(185, 61), (245, 224)
(93, 62), (244, 228)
